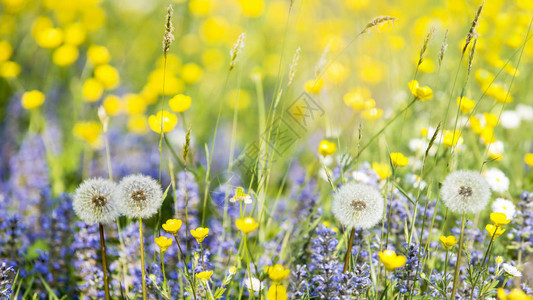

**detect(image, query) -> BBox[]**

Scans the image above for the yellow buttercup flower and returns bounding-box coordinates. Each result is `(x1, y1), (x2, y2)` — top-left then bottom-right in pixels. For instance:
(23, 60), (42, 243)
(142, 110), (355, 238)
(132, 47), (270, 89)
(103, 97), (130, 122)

(265, 264), (290, 282)
(235, 217), (259, 234)
(238, 0), (264, 17)
(490, 212), (510, 227)
(82, 78), (104, 102)
(442, 130), (462, 148)
(0, 41), (13, 62)
(87, 45), (111, 65)
(485, 224), (506, 238)
(21, 90), (45, 110)
(372, 162), (391, 179)
(267, 285), (288, 300)
(73, 121), (101, 146)
(378, 250), (407, 271)
(64, 23), (87, 46)
(103, 95), (122, 116)
(0, 61), (21, 78)
(524, 153), (533, 167)
(304, 79), (324, 94)
(180, 63), (203, 84)
(52, 44), (79, 67)
(148, 111), (178, 134)
(124, 94), (147, 115)
(189, 0), (212, 16)
(162, 219), (182, 234)
(456, 97), (475, 113)
(169, 94), (192, 112)
(94, 64), (120, 89)
(35, 27), (63, 49)
(439, 235), (458, 250)
(361, 108), (383, 120)
(408, 80), (433, 101)
(196, 270), (213, 280)
(127, 115), (148, 134)
(190, 227), (209, 243)
(390, 152), (409, 167)
(497, 288), (533, 300)
(155, 236), (173, 252)
(318, 140), (336, 157)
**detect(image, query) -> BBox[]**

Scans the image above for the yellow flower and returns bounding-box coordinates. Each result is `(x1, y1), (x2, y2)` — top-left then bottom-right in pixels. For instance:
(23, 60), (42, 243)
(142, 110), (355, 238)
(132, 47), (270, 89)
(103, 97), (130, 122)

(52, 44), (79, 67)
(127, 115), (148, 134)
(82, 78), (104, 102)
(235, 217), (259, 234)
(35, 27), (63, 49)
(21, 90), (45, 110)
(456, 97), (475, 113)
(190, 227), (209, 243)
(64, 23), (87, 46)
(486, 83), (513, 103)
(87, 45), (111, 65)
(238, 0), (264, 17)
(372, 162), (391, 179)
(490, 212), (510, 227)
(73, 121), (101, 146)
(155, 236), (173, 252)
(265, 264), (290, 282)
(124, 93), (147, 115)
(94, 64), (120, 89)
(485, 224), (506, 238)
(196, 270), (214, 280)
(497, 288), (533, 300)
(148, 111), (178, 134)
(318, 140), (336, 157)
(189, 0), (212, 16)
(378, 250), (407, 271)
(439, 235), (458, 250)
(169, 94), (192, 112)
(524, 153), (533, 167)
(408, 80), (433, 101)
(103, 95), (122, 116)
(229, 266), (237, 275)
(304, 79), (324, 94)
(442, 130), (462, 147)
(0, 41), (13, 62)
(361, 108), (383, 120)
(180, 63), (203, 84)
(162, 219), (182, 234)
(267, 285), (288, 300)
(390, 152), (408, 167)
(0, 61), (21, 78)
(484, 113), (499, 127)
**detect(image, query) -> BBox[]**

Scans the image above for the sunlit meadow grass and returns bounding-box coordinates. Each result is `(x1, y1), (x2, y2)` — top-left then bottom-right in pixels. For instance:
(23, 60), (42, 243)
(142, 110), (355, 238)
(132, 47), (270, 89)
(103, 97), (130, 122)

(1, 0), (533, 299)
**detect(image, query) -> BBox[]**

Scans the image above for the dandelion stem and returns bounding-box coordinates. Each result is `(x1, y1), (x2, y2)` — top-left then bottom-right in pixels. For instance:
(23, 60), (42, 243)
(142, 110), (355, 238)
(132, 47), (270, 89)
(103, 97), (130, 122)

(343, 228), (356, 273)
(450, 213), (466, 300)
(98, 224), (111, 300)
(139, 218), (147, 300)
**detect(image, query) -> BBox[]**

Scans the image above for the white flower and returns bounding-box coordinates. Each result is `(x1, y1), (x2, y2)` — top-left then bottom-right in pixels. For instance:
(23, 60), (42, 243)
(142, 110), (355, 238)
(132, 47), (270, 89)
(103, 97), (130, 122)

(244, 277), (263, 295)
(441, 170), (491, 214)
(500, 110), (521, 129)
(73, 178), (120, 225)
(332, 182), (384, 229)
(116, 174), (164, 219)
(502, 263), (522, 277)
(516, 104), (533, 121)
(229, 187), (252, 204)
(492, 198), (516, 220)
(409, 138), (426, 153)
(487, 141), (504, 158)
(483, 168), (509, 193)
(352, 170), (372, 184)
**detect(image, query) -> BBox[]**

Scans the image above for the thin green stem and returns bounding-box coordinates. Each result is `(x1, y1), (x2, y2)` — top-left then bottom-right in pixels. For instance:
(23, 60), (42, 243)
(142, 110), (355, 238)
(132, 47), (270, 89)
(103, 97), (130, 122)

(450, 213), (466, 300)
(98, 224), (110, 300)
(139, 218), (147, 300)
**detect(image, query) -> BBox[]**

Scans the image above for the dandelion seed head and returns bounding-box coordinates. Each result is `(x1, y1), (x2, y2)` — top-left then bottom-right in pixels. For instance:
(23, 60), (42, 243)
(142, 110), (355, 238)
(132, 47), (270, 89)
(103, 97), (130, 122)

(73, 178), (119, 225)
(332, 182), (384, 229)
(116, 174), (163, 219)
(441, 170), (491, 214)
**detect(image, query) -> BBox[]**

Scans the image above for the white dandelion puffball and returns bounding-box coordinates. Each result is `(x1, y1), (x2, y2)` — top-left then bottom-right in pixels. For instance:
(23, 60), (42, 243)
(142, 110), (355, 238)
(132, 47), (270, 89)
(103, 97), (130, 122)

(332, 182), (384, 229)
(483, 168), (509, 193)
(116, 174), (164, 219)
(492, 198), (516, 220)
(441, 170), (491, 214)
(73, 178), (120, 225)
